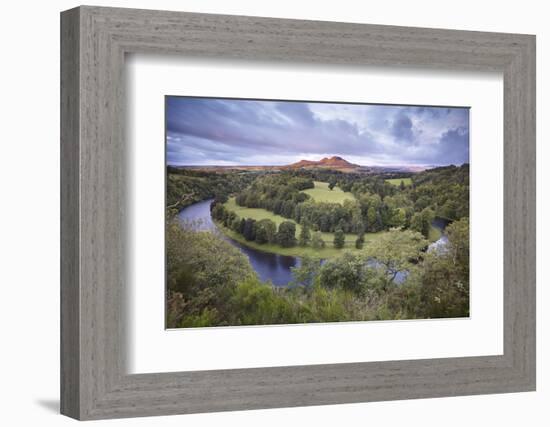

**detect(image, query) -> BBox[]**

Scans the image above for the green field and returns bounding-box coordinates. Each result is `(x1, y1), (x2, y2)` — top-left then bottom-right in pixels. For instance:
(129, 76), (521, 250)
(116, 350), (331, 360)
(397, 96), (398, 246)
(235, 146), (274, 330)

(385, 177), (412, 187)
(301, 181), (355, 204)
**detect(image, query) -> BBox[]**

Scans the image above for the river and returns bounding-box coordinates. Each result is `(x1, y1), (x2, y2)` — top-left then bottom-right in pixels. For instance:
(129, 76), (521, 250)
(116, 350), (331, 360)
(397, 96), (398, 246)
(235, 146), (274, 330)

(177, 199), (449, 287)
(427, 217), (450, 253)
(177, 199), (299, 286)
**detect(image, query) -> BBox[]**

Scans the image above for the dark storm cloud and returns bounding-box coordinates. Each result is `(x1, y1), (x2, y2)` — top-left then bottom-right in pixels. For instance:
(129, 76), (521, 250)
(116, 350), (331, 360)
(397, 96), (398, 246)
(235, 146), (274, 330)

(165, 97), (469, 167)
(391, 113), (414, 143)
(436, 127), (470, 164)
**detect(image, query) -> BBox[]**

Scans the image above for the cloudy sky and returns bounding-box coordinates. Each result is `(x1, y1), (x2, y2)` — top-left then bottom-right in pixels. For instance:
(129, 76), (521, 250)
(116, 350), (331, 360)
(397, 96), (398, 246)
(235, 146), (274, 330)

(166, 96), (469, 167)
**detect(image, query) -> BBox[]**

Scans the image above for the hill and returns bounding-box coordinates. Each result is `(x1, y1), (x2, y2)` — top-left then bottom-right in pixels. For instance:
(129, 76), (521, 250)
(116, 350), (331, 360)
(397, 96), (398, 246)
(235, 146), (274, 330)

(286, 156), (359, 171)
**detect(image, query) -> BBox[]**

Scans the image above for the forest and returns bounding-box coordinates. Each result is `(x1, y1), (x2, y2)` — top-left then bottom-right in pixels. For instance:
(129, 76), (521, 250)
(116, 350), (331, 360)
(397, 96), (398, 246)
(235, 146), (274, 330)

(166, 166), (255, 214)
(211, 164), (468, 248)
(166, 164), (470, 328)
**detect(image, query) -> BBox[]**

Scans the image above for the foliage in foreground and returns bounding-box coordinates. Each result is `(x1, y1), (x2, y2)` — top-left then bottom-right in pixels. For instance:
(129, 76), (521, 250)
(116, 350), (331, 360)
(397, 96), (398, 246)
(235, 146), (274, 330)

(166, 219), (469, 328)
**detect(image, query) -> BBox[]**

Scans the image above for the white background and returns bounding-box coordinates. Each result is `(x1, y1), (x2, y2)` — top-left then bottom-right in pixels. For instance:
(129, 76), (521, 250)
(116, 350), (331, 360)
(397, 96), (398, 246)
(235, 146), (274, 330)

(128, 57), (503, 373)
(0, 0), (547, 426)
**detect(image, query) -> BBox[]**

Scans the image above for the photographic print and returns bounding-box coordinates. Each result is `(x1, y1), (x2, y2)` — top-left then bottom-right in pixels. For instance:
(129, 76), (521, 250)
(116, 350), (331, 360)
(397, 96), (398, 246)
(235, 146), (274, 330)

(166, 97), (470, 329)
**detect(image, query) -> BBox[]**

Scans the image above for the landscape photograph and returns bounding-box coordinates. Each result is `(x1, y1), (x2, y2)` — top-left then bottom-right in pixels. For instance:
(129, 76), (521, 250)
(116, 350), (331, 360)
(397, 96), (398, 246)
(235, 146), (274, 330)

(165, 96), (470, 329)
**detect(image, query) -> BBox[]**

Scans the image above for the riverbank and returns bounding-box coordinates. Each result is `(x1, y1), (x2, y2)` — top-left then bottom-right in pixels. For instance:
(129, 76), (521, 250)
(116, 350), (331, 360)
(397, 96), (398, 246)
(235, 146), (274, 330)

(214, 219), (389, 259)
(220, 197), (443, 258)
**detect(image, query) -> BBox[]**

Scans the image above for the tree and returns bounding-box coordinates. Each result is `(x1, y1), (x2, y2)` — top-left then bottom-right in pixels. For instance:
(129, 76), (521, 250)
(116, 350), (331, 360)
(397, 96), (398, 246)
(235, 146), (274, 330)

(410, 212), (422, 233)
(230, 216), (242, 233)
(365, 228), (427, 287)
(319, 252), (382, 296)
(290, 256), (321, 288)
(254, 219), (277, 244)
(311, 231), (325, 249)
(298, 223), (311, 246)
(446, 217), (469, 274)
(239, 218), (246, 234)
(384, 193), (413, 210)
(355, 231), (365, 249)
(211, 203), (226, 222)
(242, 218), (256, 241)
(410, 207), (435, 239)
(263, 219), (278, 244)
(245, 192), (261, 208)
(350, 213), (365, 234)
(389, 208), (406, 228)
(328, 178), (336, 190)
(333, 227), (345, 249)
(224, 210), (236, 227)
(215, 193), (229, 204)
(366, 206), (377, 231)
(289, 177), (315, 191)
(414, 195), (431, 211)
(438, 199), (459, 221)
(235, 192), (247, 206)
(277, 221), (297, 247)
(254, 222), (269, 244)
(319, 214), (331, 232)
(399, 180), (406, 191)
(165, 220), (256, 328)
(281, 199), (296, 218)
(416, 218), (469, 319)
(417, 252), (469, 319)
(337, 218), (347, 233)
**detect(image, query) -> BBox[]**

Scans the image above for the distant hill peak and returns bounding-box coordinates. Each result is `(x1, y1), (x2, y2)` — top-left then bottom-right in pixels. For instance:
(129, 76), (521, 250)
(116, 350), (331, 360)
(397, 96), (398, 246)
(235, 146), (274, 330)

(287, 156), (358, 169)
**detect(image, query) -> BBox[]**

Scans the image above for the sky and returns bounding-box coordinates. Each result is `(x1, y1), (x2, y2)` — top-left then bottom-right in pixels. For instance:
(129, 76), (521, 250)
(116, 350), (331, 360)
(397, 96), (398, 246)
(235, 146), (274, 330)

(166, 97), (469, 167)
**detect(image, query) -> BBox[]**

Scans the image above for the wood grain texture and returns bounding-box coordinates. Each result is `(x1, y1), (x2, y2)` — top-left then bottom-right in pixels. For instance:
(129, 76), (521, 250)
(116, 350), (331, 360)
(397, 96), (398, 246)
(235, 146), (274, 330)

(60, 6), (536, 420)
(60, 7), (80, 419)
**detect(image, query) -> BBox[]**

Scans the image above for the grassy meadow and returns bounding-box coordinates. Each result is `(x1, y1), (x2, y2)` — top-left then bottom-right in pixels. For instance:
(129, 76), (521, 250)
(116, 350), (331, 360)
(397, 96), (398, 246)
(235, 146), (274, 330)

(302, 181), (356, 204)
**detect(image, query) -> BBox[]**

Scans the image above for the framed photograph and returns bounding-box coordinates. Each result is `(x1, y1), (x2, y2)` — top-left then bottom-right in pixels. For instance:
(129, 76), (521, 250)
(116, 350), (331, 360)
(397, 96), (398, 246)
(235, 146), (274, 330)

(165, 96), (471, 329)
(61, 6), (536, 420)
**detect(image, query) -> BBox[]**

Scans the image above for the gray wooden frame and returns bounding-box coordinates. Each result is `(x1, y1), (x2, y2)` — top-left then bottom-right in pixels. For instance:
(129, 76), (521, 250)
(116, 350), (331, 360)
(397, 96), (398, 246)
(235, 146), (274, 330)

(60, 5), (536, 421)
